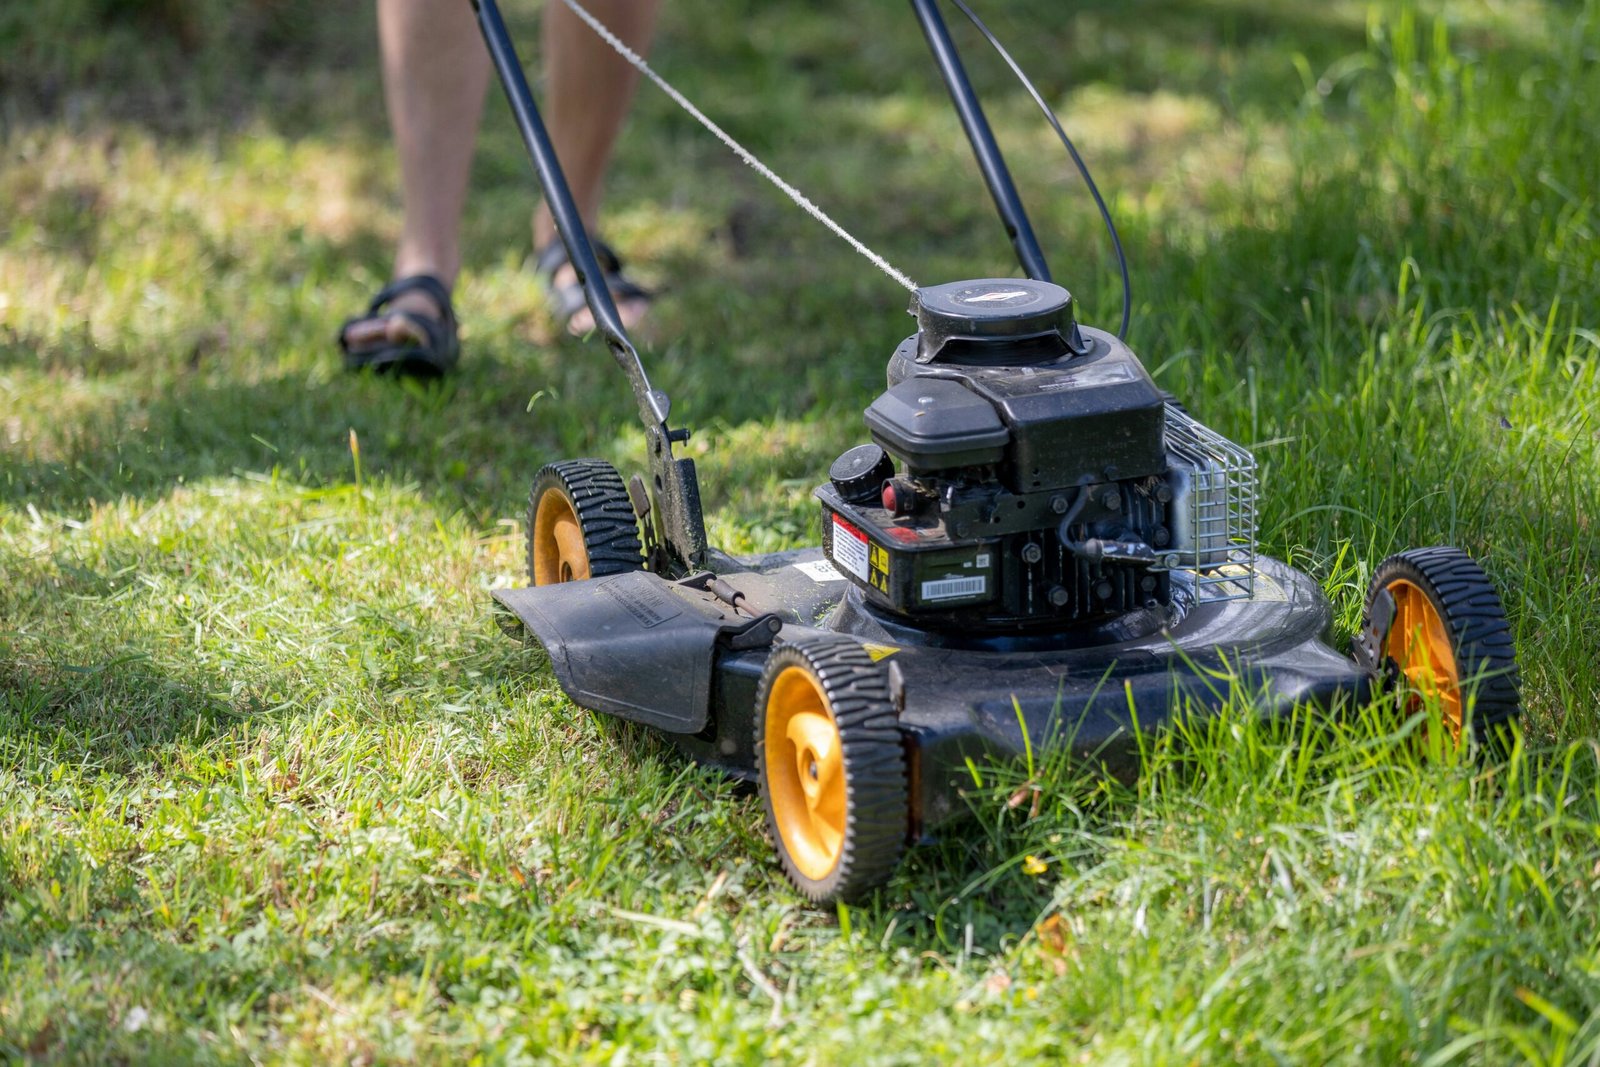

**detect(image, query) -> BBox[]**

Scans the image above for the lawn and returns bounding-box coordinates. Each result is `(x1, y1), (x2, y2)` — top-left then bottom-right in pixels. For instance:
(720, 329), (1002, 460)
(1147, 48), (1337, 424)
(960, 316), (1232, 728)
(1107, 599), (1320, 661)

(3, 0), (1599, 1061)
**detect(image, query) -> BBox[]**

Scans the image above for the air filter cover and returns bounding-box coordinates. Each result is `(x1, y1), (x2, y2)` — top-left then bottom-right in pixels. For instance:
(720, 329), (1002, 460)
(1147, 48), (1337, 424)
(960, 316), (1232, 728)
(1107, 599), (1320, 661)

(864, 377), (1010, 472)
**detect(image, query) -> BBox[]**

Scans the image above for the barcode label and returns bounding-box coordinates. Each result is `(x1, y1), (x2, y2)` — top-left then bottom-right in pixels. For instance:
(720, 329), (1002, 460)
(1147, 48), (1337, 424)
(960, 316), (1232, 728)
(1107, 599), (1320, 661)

(921, 575), (987, 601)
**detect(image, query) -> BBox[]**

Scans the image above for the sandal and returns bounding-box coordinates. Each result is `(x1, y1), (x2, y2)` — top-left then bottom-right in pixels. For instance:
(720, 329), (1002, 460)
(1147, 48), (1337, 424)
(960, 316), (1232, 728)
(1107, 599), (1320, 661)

(338, 274), (460, 378)
(533, 239), (653, 333)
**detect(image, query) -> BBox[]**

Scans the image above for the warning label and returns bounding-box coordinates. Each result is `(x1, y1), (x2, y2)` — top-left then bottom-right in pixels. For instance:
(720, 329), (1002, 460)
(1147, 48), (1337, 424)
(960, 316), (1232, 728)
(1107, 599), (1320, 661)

(867, 542), (891, 594)
(1211, 563), (1287, 602)
(831, 516), (870, 582)
(598, 575), (681, 628)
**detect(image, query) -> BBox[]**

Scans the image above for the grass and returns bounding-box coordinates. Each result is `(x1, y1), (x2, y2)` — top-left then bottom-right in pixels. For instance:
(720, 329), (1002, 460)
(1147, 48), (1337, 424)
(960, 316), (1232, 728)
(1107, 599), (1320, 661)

(2, 0), (1598, 1061)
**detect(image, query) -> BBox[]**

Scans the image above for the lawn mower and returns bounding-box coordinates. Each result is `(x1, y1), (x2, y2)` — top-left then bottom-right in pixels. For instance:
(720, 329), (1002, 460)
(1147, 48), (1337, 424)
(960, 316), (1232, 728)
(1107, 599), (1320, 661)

(474, 0), (1522, 902)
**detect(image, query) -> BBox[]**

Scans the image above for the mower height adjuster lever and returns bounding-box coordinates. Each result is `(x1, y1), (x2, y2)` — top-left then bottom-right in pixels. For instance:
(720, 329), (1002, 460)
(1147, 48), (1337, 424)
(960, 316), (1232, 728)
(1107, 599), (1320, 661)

(1352, 586), (1397, 673)
(723, 613), (783, 651)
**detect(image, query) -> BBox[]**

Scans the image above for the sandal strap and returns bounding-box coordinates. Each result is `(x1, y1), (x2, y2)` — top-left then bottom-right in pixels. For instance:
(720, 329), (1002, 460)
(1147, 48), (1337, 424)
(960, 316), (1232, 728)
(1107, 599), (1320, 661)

(367, 273), (455, 326)
(338, 302), (460, 374)
(383, 310), (453, 355)
(533, 241), (570, 279)
(533, 238), (652, 330)
(533, 239), (626, 282)
(337, 273), (459, 365)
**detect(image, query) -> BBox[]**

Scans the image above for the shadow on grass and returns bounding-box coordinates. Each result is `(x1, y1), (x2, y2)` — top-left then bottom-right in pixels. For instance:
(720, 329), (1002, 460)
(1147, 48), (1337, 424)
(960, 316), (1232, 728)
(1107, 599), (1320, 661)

(2, 0), (1373, 137)
(3, 0), (1583, 528)
(0, 165), (1520, 521)
(0, 650), (251, 774)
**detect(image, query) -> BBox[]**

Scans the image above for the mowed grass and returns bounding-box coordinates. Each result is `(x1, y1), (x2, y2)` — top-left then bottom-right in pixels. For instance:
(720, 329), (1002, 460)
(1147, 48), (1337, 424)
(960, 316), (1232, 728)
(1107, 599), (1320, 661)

(3, 0), (1599, 1061)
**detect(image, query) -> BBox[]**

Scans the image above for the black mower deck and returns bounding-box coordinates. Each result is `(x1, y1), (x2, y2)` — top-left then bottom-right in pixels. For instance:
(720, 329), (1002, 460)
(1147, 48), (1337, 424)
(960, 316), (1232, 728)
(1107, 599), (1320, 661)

(494, 551), (1370, 836)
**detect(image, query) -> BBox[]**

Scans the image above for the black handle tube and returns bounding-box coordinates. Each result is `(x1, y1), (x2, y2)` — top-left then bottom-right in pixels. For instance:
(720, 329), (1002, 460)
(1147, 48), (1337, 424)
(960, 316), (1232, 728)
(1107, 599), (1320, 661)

(471, 0), (707, 571)
(470, 0), (669, 426)
(910, 0), (1052, 283)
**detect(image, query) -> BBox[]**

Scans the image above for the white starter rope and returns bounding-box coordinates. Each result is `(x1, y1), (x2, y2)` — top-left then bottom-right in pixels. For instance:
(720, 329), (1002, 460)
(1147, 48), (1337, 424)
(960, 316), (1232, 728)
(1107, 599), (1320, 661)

(558, 0), (919, 292)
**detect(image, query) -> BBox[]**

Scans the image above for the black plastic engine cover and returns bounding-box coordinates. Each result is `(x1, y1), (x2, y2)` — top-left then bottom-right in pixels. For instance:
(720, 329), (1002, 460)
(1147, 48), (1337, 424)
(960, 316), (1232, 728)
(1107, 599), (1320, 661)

(886, 326), (1167, 492)
(864, 378), (1010, 472)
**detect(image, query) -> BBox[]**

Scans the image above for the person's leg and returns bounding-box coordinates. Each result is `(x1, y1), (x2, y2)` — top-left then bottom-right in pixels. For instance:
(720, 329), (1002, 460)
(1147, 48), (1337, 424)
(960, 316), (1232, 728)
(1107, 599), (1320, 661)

(344, 0), (489, 354)
(536, 0), (663, 334)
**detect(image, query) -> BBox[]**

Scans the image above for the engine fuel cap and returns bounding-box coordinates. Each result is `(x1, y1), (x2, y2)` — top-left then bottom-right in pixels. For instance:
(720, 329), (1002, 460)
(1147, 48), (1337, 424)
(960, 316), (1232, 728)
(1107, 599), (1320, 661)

(911, 277), (1077, 364)
(829, 444), (895, 505)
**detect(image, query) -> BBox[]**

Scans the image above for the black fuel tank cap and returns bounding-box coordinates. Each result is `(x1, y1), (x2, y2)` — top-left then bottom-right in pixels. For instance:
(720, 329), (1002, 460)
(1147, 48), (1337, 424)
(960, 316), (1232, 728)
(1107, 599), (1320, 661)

(911, 278), (1077, 364)
(828, 444), (895, 505)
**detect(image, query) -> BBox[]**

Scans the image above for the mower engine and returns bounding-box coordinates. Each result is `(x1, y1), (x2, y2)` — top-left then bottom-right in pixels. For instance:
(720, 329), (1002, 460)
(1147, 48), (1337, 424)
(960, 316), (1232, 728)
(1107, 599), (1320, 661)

(818, 279), (1258, 634)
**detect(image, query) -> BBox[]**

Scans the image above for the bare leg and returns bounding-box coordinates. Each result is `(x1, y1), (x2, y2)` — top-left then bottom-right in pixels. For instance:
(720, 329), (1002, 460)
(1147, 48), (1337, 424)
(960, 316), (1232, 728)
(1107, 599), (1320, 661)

(347, 0), (660, 354)
(345, 0), (489, 352)
(535, 0), (663, 335)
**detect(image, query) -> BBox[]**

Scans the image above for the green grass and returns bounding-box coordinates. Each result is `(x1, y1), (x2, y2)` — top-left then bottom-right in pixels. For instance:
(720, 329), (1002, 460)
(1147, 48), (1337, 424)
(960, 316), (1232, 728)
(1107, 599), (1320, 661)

(3, 0), (1599, 1061)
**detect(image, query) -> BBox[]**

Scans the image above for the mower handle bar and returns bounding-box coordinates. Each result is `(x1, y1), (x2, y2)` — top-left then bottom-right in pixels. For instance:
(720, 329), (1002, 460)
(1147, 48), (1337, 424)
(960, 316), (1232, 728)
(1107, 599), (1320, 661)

(910, 0), (1052, 285)
(472, 0), (1054, 383)
(470, 0), (670, 429)
(469, 0), (1055, 572)
(472, 0), (708, 571)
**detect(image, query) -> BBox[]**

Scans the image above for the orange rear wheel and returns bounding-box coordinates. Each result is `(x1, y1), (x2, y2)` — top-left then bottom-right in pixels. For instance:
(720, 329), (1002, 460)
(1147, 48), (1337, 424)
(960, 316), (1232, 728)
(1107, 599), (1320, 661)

(1383, 577), (1464, 740)
(532, 487), (590, 584)
(1363, 547), (1521, 752)
(527, 460), (642, 586)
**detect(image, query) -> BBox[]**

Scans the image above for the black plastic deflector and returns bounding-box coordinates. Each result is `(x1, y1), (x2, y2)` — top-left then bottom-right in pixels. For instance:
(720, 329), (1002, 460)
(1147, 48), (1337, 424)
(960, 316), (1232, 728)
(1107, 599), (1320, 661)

(494, 570), (767, 733)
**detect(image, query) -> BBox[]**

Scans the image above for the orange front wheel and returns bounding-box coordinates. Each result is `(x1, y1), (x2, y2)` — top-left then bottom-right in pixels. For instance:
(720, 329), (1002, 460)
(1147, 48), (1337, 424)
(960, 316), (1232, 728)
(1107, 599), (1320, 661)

(755, 634), (907, 904)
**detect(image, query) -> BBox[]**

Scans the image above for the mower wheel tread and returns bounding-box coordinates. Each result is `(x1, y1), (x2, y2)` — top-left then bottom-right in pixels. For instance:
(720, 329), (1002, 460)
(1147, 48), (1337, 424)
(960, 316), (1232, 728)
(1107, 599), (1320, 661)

(756, 634), (907, 904)
(1367, 546), (1521, 750)
(527, 460), (643, 583)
